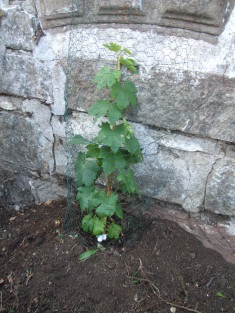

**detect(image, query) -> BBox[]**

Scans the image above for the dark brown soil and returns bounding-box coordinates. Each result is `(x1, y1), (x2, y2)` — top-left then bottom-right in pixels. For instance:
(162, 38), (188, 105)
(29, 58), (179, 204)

(0, 200), (235, 313)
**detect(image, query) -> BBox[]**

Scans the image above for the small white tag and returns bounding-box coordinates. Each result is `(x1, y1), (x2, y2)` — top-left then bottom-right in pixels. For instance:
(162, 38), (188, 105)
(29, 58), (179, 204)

(97, 234), (108, 242)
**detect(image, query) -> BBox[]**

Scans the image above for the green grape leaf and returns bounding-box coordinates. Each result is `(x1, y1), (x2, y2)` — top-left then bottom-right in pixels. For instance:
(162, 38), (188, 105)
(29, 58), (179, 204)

(107, 103), (123, 124)
(88, 100), (122, 125)
(76, 187), (102, 212)
(96, 123), (126, 152)
(107, 223), (122, 239)
(115, 203), (124, 219)
(99, 147), (127, 175)
(88, 100), (110, 121)
(94, 66), (121, 91)
(76, 186), (93, 211)
(75, 152), (100, 187)
(96, 192), (118, 217)
(86, 144), (100, 159)
(79, 249), (98, 261)
(103, 42), (122, 52)
(117, 168), (139, 194)
(93, 217), (105, 236)
(69, 134), (89, 145)
(82, 214), (95, 232)
(124, 48), (132, 55)
(111, 81), (137, 110)
(125, 135), (141, 154)
(120, 56), (138, 73)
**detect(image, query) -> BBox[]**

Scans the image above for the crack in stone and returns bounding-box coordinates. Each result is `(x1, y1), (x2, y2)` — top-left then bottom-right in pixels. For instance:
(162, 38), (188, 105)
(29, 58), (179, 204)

(49, 113), (57, 175)
(203, 154), (225, 209)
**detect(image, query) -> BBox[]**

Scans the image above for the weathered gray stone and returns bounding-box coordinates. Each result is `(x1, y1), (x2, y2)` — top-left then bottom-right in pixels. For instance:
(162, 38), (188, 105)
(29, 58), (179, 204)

(0, 5), (36, 51)
(52, 112), (224, 212)
(130, 70), (235, 143)
(0, 161), (35, 206)
(36, 0), (84, 29)
(131, 123), (223, 212)
(0, 100), (54, 173)
(0, 95), (21, 111)
(35, 0), (234, 38)
(8, 0), (37, 15)
(0, 53), (52, 101)
(67, 59), (235, 143)
(0, 161), (66, 206)
(28, 174), (67, 204)
(98, 0), (143, 16)
(205, 158), (235, 216)
(157, 0), (232, 36)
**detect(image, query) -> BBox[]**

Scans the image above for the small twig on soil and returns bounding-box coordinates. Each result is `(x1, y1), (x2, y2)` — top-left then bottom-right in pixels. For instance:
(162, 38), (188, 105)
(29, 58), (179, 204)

(70, 243), (78, 251)
(128, 276), (202, 313)
(128, 259), (202, 313)
(25, 269), (33, 286)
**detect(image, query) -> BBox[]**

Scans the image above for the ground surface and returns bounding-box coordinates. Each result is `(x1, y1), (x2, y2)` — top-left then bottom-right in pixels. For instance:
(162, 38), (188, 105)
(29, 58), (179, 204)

(0, 200), (235, 313)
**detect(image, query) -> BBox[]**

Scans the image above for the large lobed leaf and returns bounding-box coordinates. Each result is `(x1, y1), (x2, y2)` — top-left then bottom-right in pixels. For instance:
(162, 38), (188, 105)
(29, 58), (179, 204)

(107, 223), (122, 239)
(95, 191), (118, 217)
(111, 81), (137, 110)
(96, 122), (126, 153)
(117, 168), (139, 194)
(88, 100), (122, 125)
(99, 146), (127, 175)
(75, 152), (100, 187)
(94, 66), (121, 91)
(76, 187), (101, 212)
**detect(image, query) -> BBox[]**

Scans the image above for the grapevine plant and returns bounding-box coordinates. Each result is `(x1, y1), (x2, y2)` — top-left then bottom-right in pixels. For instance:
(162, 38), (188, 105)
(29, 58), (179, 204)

(70, 42), (143, 240)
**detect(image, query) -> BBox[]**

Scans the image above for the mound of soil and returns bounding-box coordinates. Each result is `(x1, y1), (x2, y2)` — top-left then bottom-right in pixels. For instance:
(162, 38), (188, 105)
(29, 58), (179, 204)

(0, 200), (235, 313)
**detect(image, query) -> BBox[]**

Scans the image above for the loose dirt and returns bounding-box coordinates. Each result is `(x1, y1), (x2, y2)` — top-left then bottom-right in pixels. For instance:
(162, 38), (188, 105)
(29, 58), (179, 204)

(0, 200), (235, 313)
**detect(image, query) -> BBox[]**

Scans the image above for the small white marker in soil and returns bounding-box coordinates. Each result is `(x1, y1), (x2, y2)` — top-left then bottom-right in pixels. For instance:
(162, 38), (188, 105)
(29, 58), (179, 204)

(97, 234), (108, 242)
(170, 307), (176, 313)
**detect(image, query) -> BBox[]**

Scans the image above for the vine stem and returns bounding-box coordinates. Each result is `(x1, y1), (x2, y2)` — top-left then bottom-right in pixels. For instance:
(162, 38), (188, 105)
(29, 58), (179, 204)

(104, 55), (121, 233)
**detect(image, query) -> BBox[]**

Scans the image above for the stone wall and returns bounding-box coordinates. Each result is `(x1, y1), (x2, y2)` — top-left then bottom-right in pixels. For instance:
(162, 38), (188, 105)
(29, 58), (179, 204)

(0, 0), (234, 221)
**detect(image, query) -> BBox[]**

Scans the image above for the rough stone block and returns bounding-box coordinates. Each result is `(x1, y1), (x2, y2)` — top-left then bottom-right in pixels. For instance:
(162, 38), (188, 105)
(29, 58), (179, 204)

(0, 53), (52, 101)
(36, 0), (84, 29)
(0, 100), (54, 173)
(205, 157), (235, 216)
(130, 71), (235, 143)
(98, 0), (143, 16)
(0, 5), (36, 51)
(66, 58), (235, 143)
(7, 0), (37, 15)
(0, 161), (35, 206)
(0, 161), (66, 206)
(52, 112), (224, 213)
(158, 0), (231, 36)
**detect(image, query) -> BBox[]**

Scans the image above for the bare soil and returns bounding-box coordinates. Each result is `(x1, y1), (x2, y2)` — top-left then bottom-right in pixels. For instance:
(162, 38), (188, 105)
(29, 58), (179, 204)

(0, 200), (235, 313)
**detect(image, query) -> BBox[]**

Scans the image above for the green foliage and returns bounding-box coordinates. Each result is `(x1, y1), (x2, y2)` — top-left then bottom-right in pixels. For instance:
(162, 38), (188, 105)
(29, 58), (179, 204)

(107, 223), (122, 239)
(103, 42), (122, 52)
(117, 168), (139, 194)
(94, 66), (121, 91)
(216, 292), (227, 299)
(75, 152), (100, 187)
(72, 43), (143, 240)
(120, 56), (138, 73)
(89, 100), (122, 125)
(69, 134), (89, 145)
(78, 249), (98, 261)
(111, 81), (137, 110)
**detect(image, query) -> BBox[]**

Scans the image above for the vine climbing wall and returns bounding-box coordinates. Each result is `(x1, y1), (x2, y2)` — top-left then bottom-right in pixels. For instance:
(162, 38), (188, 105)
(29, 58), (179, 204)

(0, 0), (234, 221)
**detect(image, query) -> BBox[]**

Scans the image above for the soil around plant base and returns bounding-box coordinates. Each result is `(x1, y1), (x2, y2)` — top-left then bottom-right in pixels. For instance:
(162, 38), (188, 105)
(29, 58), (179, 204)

(0, 200), (235, 313)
